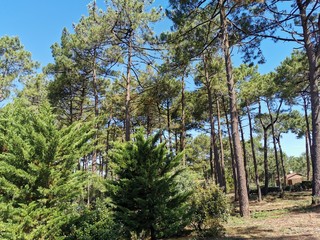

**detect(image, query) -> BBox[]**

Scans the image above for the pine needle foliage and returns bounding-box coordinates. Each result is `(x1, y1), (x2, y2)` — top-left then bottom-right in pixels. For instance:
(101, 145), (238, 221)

(110, 131), (192, 240)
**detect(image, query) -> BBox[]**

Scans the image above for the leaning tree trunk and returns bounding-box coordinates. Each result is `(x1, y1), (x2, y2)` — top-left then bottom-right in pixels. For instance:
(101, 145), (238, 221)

(277, 135), (286, 187)
(219, 1), (249, 217)
(246, 102), (262, 202)
(297, 0), (320, 204)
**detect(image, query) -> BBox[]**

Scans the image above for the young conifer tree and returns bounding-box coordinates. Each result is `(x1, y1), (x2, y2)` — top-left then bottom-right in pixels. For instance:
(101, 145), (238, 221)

(0, 98), (113, 239)
(110, 130), (191, 240)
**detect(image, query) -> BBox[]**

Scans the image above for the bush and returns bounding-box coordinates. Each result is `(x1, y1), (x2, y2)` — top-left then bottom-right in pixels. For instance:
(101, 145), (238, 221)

(261, 186), (280, 195)
(291, 183), (303, 192)
(284, 185), (291, 192)
(63, 197), (118, 240)
(301, 181), (312, 190)
(190, 183), (229, 238)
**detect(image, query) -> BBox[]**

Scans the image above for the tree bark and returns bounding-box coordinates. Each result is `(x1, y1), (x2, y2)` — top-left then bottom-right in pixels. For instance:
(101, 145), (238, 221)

(166, 100), (173, 154)
(223, 96), (238, 201)
(297, 0), (320, 204)
(277, 135), (286, 187)
(239, 115), (250, 194)
(157, 104), (163, 143)
(267, 101), (283, 197)
(258, 100), (270, 195)
(246, 102), (262, 202)
(303, 96), (311, 181)
(219, 1), (249, 217)
(150, 225), (156, 240)
(125, 30), (132, 142)
(216, 97), (227, 192)
(306, 131), (311, 181)
(92, 51), (98, 173)
(203, 54), (223, 184)
(105, 120), (111, 178)
(181, 69), (186, 166)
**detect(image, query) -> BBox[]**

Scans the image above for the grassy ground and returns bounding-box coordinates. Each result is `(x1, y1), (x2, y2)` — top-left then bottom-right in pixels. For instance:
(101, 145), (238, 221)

(169, 191), (320, 240)
(223, 190), (320, 239)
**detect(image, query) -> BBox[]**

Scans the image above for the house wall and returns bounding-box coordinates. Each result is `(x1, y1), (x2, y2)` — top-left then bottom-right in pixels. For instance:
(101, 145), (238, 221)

(287, 177), (303, 186)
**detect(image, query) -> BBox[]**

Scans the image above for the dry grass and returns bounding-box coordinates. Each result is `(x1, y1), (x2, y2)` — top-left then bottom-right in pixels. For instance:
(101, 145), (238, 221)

(168, 191), (320, 240)
(223, 191), (320, 239)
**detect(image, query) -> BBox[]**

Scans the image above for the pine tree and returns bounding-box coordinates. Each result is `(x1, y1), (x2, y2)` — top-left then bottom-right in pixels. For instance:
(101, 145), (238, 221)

(109, 0), (162, 141)
(0, 36), (37, 102)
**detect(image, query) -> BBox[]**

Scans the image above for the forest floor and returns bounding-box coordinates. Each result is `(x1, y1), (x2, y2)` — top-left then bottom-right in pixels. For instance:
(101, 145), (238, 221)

(222, 190), (320, 239)
(170, 190), (320, 240)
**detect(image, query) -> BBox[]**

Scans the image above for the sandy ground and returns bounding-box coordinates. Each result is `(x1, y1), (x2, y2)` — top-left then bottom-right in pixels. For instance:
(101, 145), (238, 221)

(224, 191), (320, 239)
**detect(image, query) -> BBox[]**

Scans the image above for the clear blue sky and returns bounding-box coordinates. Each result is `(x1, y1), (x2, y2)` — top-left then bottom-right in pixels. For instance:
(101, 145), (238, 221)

(0, 0), (305, 157)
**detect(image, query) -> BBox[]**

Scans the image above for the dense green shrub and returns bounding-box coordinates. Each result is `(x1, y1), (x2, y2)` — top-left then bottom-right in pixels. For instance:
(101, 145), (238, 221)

(301, 181), (312, 190)
(63, 197), (118, 240)
(190, 183), (229, 238)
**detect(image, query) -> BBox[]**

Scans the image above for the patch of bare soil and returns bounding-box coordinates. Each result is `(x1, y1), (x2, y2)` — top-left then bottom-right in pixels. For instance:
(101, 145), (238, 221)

(224, 191), (320, 239)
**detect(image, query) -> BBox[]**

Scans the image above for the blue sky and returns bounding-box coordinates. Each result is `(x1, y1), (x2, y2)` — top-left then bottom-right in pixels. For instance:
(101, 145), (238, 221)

(0, 0), (305, 157)
(1, 0), (97, 66)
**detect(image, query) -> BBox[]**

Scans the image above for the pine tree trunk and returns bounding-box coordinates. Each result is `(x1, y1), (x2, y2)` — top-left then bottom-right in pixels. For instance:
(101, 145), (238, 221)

(223, 96), (238, 200)
(263, 128), (269, 193)
(69, 85), (73, 124)
(166, 100), (173, 154)
(239, 115), (250, 194)
(79, 79), (86, 120)
(176, 131), (181, 154)
(267, 101), (283, 197)
(259, 101), (269, 195)
(306, 132), (311, 181)
(303, 96), (311, 181)
(105, 120), (111, 178)
(157, 104), (163, 143)
(92, 53), (98, 173)
(204, 55), (222, 184)
(216, 97), (227, 192)
(181, 70), (186, 166)
(297, 0), (320, 204)
(150, 225), (156, 240)
(125, 30), (132, 142)
(147, 115), (151, 136)
(219, 2), (249, 216)
(277, 135), (286, 187)
(246, 102), (262, 202)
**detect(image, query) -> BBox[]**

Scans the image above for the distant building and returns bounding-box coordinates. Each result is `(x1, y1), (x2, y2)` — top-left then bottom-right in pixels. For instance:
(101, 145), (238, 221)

(286, 172), (303, 186)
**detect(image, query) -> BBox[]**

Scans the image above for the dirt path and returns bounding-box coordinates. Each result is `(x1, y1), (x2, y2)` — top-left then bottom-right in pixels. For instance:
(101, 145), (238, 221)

(224, 191), (320, 239)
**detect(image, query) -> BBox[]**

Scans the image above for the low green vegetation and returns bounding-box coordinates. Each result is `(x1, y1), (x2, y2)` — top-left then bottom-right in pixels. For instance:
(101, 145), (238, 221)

(0, 99), (229, 239)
